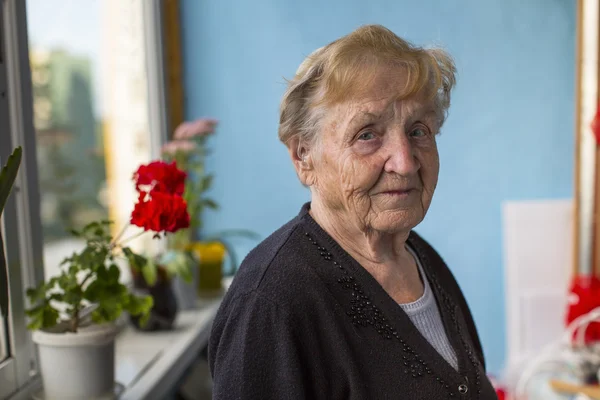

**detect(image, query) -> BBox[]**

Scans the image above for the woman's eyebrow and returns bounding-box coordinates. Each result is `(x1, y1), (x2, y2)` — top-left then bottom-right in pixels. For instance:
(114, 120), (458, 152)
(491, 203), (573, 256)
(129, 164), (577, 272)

(404, 104), (438, 121)
(342, 111), (381, 141)
(348, 111), (381, 125)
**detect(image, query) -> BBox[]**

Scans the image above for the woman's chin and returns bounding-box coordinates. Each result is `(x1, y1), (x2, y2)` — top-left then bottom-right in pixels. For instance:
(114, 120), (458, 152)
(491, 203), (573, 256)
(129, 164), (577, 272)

(369, 209), (423, 234)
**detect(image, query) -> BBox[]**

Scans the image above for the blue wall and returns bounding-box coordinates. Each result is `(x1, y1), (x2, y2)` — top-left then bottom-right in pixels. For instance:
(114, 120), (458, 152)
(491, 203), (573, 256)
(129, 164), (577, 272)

(180, 0), (575, 374)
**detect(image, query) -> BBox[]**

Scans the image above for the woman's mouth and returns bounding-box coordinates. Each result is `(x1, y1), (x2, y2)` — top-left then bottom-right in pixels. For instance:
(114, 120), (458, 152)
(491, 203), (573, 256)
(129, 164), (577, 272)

(381, 188), (416, 196)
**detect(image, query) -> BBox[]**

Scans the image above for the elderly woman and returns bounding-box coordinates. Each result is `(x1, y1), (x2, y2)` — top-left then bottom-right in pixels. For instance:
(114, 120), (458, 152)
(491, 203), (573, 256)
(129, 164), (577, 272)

(209, 25), (497, 399)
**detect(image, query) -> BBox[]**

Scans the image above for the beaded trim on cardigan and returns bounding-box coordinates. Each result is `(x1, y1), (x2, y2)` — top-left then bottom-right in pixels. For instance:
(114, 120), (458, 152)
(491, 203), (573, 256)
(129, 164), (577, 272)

(304, 231), (482, 398)
(409, 237), (483, 397)
(304, 233), (455, 396)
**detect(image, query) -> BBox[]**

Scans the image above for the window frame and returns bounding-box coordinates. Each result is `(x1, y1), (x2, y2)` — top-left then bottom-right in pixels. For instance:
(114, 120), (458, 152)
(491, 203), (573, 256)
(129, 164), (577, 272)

(1, 0), (172, 398)
(0, 0), (45, 397)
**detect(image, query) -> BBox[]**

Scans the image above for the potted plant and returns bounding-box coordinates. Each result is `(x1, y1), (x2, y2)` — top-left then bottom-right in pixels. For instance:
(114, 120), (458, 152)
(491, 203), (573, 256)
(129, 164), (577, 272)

(127, 160), (194, 330)
(25, 159), (191, 399)
(161, 118), (258, 297)
(0, 147), (22, 319)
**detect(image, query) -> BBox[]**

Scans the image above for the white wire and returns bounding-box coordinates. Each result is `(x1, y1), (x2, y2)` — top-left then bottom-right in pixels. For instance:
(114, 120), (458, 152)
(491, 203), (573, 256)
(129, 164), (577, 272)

(514, 306), (600, 399)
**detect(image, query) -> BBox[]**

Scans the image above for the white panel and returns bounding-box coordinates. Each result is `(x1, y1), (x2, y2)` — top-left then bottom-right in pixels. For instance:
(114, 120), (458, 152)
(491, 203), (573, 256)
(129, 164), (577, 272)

(503, 199), (573, 371)
(521, 291), (566, 357)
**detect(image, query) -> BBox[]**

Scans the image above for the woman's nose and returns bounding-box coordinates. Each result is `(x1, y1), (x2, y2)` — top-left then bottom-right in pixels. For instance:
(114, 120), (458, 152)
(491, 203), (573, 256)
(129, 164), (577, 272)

(382, 135), (420, 176)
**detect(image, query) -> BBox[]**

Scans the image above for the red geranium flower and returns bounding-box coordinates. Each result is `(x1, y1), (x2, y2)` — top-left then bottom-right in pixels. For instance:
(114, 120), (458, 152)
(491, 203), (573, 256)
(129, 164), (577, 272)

(133, 161), (187, 196)
(130, 191), (190, 233)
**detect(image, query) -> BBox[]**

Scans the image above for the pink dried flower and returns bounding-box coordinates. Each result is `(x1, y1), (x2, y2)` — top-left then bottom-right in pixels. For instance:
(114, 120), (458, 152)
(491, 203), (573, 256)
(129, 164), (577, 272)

(174, 118), (218, 140)
(161, 140), (197, 155)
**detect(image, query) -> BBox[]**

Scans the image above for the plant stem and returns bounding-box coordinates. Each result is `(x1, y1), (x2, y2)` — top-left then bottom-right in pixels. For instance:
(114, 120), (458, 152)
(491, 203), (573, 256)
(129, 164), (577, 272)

(70, 270), (94, 332)
(110, 224), (129, 246)
(118, 230), (146, 246)
(70, 305), (80, 333)
(80, 270), (94, 288)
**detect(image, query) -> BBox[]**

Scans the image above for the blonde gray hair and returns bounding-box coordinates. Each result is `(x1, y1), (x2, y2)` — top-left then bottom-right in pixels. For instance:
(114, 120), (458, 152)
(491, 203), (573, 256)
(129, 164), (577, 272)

(278, 24), (457, 148)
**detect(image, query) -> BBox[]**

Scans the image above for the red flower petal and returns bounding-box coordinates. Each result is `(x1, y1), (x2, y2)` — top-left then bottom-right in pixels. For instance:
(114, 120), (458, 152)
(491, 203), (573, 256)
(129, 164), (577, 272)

(132, 161), (187, 195)
(130, 191), (190, 233)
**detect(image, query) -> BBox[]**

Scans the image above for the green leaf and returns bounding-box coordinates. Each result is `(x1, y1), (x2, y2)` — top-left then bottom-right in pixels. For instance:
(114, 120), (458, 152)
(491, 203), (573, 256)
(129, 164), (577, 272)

(82, 221), (101, 233)
(91, 297), (124, 324)
(60, 252), (79, 266)
(25, 303), (59, 331)
(159, 250), (194, 282)
(123, 248), (145, 268)
(122, 247), (134, 258)
(69, 229), (81, 237)
(68, 264), (79, 276)
(26, 282), (51, 303)
(48, 292), (64, 303)
(126, 294), (153, 327)
(107, 263), (120, 282)
(0, 231), (8, 318)
(26, 314), (44, 331)
(141, 258), (157, 286)
(179, 265), (193, 283)
(0, 147), (22, 217)
(126, 293), (153, 316)
(41, 306), (60, 329)
(0, 147), (22, 318)
(199, 174), (213, 192)
(202, 198), (219, 209)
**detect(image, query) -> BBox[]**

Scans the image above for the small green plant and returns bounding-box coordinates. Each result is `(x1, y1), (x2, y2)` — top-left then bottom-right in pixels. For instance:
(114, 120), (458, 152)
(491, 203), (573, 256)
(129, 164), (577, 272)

(25, 160), (192, 333)
(25, 221), (154, 332)
(0, 147), (23, 318)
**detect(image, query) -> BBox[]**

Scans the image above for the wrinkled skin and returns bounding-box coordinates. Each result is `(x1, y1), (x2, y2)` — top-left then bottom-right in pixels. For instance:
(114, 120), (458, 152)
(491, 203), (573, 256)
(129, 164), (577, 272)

(290, 65), (441, 302)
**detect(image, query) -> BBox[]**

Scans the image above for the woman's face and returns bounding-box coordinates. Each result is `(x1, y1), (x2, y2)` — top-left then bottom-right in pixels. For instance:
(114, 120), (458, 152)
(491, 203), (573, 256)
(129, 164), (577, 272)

(309, 65), (441, 234)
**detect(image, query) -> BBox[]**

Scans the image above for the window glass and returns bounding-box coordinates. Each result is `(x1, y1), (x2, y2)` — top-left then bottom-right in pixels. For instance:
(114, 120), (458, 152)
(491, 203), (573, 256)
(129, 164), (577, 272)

(26, 0), (155, 281)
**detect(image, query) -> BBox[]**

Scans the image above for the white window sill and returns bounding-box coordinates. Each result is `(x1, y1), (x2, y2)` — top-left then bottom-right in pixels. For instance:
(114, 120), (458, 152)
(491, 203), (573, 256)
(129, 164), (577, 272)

(117, 297), (222, 400)
(9, 281), (229, 400)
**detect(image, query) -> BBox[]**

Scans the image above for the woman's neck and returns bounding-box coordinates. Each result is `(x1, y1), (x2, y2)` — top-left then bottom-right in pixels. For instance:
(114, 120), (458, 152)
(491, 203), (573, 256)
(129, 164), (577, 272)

(309, 199), (409, 263)
(309, 198), (424, 303)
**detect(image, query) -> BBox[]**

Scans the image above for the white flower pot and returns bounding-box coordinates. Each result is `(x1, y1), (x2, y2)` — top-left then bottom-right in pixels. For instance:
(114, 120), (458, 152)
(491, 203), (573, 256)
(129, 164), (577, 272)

(32, 323), (118, 400)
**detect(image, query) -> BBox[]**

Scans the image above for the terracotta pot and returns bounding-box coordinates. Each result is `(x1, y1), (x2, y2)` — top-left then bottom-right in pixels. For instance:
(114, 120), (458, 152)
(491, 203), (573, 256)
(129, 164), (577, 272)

(129, 266), (178, 331)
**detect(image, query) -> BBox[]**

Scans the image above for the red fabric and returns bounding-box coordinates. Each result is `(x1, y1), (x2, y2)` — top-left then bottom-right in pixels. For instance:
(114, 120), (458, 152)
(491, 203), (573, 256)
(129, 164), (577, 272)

(495, 388), (506, 400)
(591, 103), (600, 146)
(133, 161), (187, 196)
(130, 191), (190, 233)
(566, 275), (600, 343)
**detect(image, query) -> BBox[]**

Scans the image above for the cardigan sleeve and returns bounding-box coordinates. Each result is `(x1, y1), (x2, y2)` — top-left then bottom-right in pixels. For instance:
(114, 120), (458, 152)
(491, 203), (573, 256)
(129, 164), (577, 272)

(208, 290), (308, 400)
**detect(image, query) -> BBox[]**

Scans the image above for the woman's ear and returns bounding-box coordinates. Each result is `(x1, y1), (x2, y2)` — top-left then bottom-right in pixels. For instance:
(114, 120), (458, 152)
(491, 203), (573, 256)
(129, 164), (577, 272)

(287, 137), (315, 186)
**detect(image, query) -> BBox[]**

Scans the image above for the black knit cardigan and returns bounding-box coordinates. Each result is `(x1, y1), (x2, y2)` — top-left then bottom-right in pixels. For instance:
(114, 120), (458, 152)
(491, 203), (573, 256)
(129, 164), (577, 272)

(209, 204), (498, 400)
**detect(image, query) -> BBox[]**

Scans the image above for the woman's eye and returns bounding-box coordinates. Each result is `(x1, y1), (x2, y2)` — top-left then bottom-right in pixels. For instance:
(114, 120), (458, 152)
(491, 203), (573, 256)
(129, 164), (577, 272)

(409, 128), (428, 138)
(358, 131), (375, 141)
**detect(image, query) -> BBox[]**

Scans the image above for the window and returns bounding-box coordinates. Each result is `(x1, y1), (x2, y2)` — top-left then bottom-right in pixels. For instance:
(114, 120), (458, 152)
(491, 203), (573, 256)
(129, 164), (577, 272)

(1, 0), (169, 398)
(26, 0), (167, 281)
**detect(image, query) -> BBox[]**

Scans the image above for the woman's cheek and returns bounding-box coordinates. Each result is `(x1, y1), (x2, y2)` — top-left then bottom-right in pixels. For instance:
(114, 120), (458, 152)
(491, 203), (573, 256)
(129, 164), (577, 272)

(340, 155), (382, 195)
